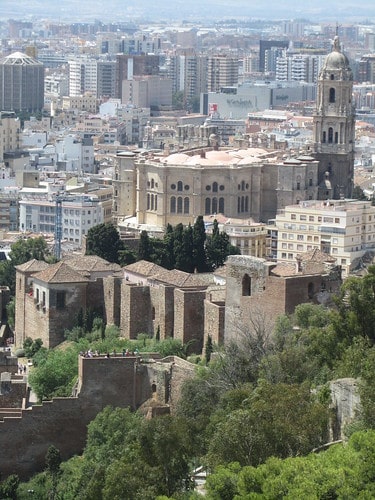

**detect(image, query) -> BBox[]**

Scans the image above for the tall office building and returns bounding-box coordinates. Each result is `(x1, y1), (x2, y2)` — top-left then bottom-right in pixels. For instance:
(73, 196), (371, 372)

(276, 54), (325, 83)
(68, 57), (97, 97)
(313, 36), (354, 199)
(97, 61), (117, 98)
(0, 52), (44, 113)
(115, 55), (160, 101)
(168, 53), (207, 107)
(259, 40), (289, 72)
(207, 55), (238, 92)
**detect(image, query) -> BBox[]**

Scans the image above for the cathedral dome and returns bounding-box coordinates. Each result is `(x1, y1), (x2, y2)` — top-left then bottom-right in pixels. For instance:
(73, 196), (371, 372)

(324, 50), (350, 70)
(323, 36), (351, 71)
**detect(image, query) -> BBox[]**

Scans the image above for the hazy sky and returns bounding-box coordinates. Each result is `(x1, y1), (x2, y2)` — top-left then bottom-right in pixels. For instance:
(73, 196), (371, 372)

(2, 0), (375, 23)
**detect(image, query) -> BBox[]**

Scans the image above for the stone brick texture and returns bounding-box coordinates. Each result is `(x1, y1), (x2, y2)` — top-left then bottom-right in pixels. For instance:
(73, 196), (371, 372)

(0, 354), (195, 480)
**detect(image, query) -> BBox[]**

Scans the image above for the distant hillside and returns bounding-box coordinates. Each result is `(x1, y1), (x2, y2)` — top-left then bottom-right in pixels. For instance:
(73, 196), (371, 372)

(2, 0), (375, 22)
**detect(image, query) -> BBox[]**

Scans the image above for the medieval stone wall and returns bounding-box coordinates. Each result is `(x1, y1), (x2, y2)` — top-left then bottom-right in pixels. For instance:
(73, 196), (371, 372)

(23, 294), (50, 347)
(47, 284), (87, 348)
(14, 272), (28, 347)
(0, 355), (195, 480)
(102, 276), (122, 326)
(121, 283), (152, 338)
(174, 288), (206, 353)
(203, 298), (225, 347)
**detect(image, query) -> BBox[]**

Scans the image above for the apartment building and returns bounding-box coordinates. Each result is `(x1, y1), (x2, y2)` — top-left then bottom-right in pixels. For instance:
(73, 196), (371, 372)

(19, 191), (104, 246)
(207, 55), (239, 92)
(68, 57), (98, 96)
(275, 200), (375, 277)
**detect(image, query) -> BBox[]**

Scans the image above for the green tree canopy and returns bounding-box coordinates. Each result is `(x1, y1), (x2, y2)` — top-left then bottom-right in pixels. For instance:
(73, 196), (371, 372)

(0, 236), (51, 295)
(86, 223), (124, 263)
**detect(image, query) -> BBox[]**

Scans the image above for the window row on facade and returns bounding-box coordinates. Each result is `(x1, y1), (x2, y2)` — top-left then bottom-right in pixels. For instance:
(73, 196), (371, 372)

(170, 196), (189, 214)
(147, 193), (158, 211)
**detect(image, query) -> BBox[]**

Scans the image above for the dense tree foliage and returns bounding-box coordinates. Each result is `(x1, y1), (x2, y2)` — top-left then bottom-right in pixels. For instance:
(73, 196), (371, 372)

(86, 223), (129, 264)
(86, 218), (238, 272)
(206, 431), (375, 498)
(0, 236), (51, 296)
(137, 217), (239, 273)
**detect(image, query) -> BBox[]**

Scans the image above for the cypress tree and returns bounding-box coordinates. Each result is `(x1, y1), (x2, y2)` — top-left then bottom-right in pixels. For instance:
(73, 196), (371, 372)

(138, 230), (152, 261)
(193, 215), (207, 272)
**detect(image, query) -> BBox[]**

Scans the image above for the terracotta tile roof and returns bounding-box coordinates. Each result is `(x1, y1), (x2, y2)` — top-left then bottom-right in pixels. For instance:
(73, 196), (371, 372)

(62, 254), (121, 273)
(270, 263), (297, 277)
(297, 248), (336, 263)
(15, 259), (50, 273)
(124, 260), (215, 287)
(124, 260), (165, 277)
(32, 261), (89, 284)
(150, 269), (215, 287)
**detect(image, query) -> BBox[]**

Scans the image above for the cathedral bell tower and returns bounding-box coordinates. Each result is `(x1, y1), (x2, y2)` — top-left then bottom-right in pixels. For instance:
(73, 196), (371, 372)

(313, 35), (355, 199)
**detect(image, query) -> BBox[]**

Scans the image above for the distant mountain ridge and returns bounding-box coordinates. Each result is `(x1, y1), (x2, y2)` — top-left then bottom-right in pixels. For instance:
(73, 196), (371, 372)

(2, 0), (375, 22)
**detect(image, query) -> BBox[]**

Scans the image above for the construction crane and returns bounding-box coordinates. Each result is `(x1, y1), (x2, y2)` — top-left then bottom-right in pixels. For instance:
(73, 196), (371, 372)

(54, 193), (71, 260)
(54, 195), (63, 260)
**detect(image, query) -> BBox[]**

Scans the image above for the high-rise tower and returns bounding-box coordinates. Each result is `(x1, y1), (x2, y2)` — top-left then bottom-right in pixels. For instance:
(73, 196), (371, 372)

(0, 52), (44, 113)
(313, 36), (354, 199)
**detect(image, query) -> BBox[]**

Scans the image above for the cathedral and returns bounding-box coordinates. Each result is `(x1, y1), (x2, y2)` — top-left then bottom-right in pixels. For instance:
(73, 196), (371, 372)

(313, 35), (355, 200)
(113, 36), (354, 231)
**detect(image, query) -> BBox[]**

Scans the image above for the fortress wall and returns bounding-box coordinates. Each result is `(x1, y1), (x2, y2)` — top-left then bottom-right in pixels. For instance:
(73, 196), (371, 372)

(203, 298), (225, 347)
(87, 280), (105, 313)
(121, 283), (152, 338)
(23, 294), (50, 346)
(0, 355), (195, 481)
(0, 397), (91, 480)
(102, 276), (122, 326)
(47, 284), (87, 348)
(174, 288), (206, 354)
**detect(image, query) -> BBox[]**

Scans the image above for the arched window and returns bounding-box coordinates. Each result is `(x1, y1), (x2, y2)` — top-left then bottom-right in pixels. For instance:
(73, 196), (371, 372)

(308, 282), (314, 299)
(241, 180), (245, 191)
(322, 131), (326, 143)
(151, 194), (154, 210)
(205, 197), (211, 215)
(212, 197), (218, 214)
(184, 197), (189, 214)
(177, 197), (183, 213)
(242, 274), (251, 296)
(241, 196), (245, 212)
(177, 181), (183, 191)
(245, 196), (249, 212)
(151, 178), (154, 189)
(212, 182), (218, 192)
(330, 74), (334, 80)
(335, 132), (338, 144)
(329, 88), (335, 103)
(147, 193), (150, 210)
(237, 196), (241, 213)
(170, 196), (176, 213)
(328, 127), (333, 143)
(219, 197), (224, 213)
(155, 195), (158, 211)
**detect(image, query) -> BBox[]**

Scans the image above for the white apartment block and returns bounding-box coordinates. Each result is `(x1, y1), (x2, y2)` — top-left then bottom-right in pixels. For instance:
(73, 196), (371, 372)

(54, 135), (95, 173)
(68, 58), (98, 97)
(19, 191), (104, 246)
(275, 200), (375, 277)
(276, 54), (325, 83)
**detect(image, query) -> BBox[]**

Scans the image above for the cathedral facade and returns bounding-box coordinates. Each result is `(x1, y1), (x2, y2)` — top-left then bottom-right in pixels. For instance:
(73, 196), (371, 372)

(115, 36), (354, 230)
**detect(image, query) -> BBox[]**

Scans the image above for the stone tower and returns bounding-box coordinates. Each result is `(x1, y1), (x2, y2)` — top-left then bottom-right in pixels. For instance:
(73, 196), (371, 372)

(313, 36), (354, 200)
